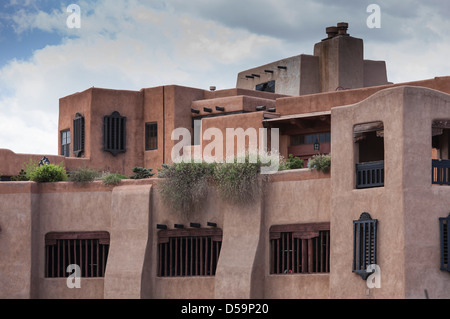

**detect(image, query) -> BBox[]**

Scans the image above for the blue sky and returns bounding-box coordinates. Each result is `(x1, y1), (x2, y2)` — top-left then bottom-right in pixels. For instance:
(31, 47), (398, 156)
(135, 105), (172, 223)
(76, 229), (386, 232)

(1, 0), (450, 155)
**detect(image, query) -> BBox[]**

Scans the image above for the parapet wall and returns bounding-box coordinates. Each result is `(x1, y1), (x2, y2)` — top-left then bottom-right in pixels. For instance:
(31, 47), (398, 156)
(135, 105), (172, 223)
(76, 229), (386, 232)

(0, 169), (331, 299)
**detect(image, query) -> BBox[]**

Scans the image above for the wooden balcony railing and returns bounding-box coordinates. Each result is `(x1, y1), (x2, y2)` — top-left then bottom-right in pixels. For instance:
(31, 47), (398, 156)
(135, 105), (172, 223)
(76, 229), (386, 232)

(355, 161), (384, 189)
(432, 159), (450, 185)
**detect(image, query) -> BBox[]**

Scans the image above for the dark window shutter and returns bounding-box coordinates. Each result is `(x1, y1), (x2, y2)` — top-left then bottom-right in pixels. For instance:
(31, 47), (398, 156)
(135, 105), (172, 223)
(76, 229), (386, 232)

(353, 212), (378, 280)
(73, 113), (85, 157)
(440, 214), (449, 272)
(103, 111), (126, 155)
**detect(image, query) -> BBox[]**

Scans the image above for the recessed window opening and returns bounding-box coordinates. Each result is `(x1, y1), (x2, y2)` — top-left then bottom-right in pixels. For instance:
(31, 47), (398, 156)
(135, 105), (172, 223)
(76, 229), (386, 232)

(432, 120), (450, 185)
(269, 223), (330, 274)
(157, 227), (222, 277)
(256, 80), (275, 93)
(145, 122), (158, 151)
(354, 121), (385, 189)
(45, 231), (110, 278)
(61, 130), (71, 157)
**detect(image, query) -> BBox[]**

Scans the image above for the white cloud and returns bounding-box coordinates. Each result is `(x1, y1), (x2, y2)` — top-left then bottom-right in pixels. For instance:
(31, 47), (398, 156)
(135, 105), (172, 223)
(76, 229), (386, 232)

(0, 0), (284, 154)
(2, 0), (450, 155)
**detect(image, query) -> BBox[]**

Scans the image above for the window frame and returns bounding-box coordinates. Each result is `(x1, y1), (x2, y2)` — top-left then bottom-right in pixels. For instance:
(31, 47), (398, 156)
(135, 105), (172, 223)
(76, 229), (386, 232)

(145, 122), (158, 151)
(157, 227), (223, 277)
(45, 231), (110, 278)
(269, 222), (330, 275)
(61, 129), (71, 157)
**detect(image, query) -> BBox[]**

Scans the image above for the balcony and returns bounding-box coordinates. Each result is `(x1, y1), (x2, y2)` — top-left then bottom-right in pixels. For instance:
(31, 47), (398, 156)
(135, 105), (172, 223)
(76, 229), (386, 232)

(432, 159), (450, 185)
(355, 161), (384, 189)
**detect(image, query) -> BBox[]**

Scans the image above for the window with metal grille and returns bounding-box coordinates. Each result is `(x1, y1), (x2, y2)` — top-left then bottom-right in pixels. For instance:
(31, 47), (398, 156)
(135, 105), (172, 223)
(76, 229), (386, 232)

(145, 122), (158, 151)
(61, 130), (70, 157)
(73, 113), (85, 157)
(157, 228), (222, 277)
(440, 214), (450, 272)
(45, 231), (110, 278)
(103, 111), (126, 155)
(353, 212), (378, 279)
(269, 222), (330, 274)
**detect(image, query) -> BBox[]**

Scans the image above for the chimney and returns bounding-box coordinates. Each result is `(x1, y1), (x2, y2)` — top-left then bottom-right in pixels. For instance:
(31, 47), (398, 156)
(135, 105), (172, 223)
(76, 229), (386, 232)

(326, 26), (338, 39)
(337, 22), (349, 36)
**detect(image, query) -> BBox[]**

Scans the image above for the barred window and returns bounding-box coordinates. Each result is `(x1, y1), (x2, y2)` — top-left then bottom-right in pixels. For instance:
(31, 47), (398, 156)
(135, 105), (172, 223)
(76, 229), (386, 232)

(61, 130), (70, 157)
(270, 222), (330, 274)
(440, 214), (449, 272)
(103, 111), (126, 155)
(353, 212), (378, 279)
(145, 122), (158, 151)
(73, 113), (85, 157)
(45, 231), (110, 278)
(157, 227), (222, 277)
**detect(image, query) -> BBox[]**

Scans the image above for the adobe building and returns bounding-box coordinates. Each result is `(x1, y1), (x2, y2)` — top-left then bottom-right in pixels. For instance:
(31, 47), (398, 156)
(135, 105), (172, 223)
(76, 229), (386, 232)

(0, 23), (450, 299)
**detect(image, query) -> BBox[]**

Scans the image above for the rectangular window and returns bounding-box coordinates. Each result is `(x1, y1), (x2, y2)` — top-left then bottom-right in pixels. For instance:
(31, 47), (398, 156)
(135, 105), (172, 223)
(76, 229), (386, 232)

(256, 80), (275, 93)
(61, 130), (70, 157)
(45, 231), (110, 278)
(103, 111), (126, 155)
(269, 222), (330, 274)
(440, 214), (449, 272)
(291, 133), (331, 146)
(73, 113), (85, 157)
(353, 213), (378, 279)
(157, 228), (222, 277)
(145, 122), (158, 150)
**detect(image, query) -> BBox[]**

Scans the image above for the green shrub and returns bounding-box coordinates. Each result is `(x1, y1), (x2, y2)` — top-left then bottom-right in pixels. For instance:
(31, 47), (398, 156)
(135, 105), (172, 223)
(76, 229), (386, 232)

(11, 169), (28, 181)
(130, 167), (154, 179)
(29, 163), (68, 183)
(68, 167), (101, 183)
(279, 154), (304, 170)
(158, 161), (215, 212)
(158, 156), (264, 212)
(212, 158), (262, 205)
(102, 173), (126, 186)
(308, 154), (331, 173)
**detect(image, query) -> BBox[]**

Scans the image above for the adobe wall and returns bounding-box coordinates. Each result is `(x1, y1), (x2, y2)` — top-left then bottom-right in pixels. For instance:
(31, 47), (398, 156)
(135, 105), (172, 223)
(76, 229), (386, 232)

(236, 55), (302, 96)
(0, 168), (332, 299)
(330, 87), (406, 298)
(401, 87), (450, 298)
(330, 86), (450, 299)
(276, 76), (450, 117)
(263, 169), (331, 299)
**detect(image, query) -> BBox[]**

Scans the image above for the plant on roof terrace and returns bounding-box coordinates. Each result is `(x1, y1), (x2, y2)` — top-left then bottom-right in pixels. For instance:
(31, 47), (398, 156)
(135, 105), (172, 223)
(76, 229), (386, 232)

(212, 156), (263, 205)
(308, 154), (331, 174)
(158, 155), (265, 214)
(130, 167), (155, 179)
(68, 167), (101, 183)
(279, 154), (304, 171)
(29, 163), (68, 183)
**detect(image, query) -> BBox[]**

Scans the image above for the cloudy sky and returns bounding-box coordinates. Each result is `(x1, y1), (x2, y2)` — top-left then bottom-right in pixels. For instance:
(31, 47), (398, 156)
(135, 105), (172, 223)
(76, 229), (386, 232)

(1, 0), (450, 155)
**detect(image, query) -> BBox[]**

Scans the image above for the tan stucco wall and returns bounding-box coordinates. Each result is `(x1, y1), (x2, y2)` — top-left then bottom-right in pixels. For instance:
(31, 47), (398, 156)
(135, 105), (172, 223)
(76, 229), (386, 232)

(330, 86), (450, 299)
(264, 169), (331, 299)
(401, 87), (450, 298)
